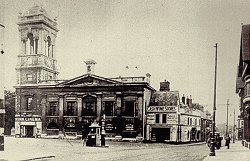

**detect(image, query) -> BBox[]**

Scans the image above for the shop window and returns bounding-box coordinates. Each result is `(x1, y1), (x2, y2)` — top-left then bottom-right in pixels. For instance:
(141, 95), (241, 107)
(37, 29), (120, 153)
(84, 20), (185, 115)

(65, 101), (76, 116)
(103, 101), (114, 116)
(162, 114), (167, 123)
(124, 101), (135, 117)
(49, 102), (58, 116)
(155, 114), (160, 123)
(26, 97), (33, 111)
(26, 74), (33, 81)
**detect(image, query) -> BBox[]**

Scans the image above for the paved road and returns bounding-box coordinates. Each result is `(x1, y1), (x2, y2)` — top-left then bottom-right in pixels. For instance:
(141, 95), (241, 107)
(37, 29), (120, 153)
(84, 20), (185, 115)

(1, 137), (209, 161)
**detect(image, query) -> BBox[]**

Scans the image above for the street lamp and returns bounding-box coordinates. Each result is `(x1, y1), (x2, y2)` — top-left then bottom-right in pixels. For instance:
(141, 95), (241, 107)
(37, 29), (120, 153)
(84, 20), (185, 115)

(209, 43), (218, 156)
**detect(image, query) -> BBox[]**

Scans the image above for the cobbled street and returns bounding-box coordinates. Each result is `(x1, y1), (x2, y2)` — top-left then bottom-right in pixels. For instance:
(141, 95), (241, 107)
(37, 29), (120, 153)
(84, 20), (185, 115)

(1, 137), (209, 161)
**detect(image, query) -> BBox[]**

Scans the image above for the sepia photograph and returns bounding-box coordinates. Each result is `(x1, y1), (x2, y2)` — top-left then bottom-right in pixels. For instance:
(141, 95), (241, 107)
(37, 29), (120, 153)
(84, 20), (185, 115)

(0, 0), (250, 160)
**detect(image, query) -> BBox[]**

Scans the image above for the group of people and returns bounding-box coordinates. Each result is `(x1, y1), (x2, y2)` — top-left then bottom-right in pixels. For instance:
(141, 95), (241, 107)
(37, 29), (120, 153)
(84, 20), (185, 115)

(207, 135), (231, 149)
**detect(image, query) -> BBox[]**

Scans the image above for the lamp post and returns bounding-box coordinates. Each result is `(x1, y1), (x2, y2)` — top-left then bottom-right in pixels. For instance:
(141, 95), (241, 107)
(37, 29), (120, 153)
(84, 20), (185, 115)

(209, 43), (218, 156)
(226, 99), (229, 137)
(233, 109), (235, 143)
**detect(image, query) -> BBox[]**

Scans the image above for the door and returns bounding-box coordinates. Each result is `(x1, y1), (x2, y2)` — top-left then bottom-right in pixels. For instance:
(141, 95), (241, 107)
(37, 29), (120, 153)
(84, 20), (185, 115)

(26, 126), (34, 137)
(152, 128), (170, 142)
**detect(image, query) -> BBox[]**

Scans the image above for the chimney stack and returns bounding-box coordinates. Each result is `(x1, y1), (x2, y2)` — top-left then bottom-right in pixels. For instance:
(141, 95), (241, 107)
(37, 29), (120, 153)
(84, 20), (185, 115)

(182, 94), (185, 104)
(186, 96), (190, 106)
(84, 59), (96, 75)
(146, 73), (151, 85)
(160, 80), (170, 91)
(189, 95), (192, 107)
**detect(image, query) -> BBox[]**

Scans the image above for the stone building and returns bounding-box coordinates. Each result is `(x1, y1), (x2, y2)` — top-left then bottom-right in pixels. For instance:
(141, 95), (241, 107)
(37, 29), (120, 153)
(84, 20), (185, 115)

(14, 6), (155, 139)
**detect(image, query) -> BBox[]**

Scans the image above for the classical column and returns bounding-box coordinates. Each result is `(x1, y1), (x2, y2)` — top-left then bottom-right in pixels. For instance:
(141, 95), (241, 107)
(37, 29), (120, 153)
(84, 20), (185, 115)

(58, 96), (64, 132)
(77, 96), (82, 122)
(41, 95), (47, 134)
(96, 94), (102, 121)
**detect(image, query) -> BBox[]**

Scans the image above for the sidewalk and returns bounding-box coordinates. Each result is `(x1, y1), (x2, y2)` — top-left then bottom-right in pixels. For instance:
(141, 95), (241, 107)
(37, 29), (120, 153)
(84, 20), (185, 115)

(0, 136), (55, 161)
(203, 141), (250, 161)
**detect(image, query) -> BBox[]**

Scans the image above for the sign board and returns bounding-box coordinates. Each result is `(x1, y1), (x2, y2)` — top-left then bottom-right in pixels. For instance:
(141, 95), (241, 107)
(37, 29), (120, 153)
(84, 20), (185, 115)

(15, 117), (41, 122)
(167, 114), (177, 124)
(147, 114), (155, 124)
(147, 106), (176, 112)
(125, 124), (134, 131)
(105, 124), (113, 131)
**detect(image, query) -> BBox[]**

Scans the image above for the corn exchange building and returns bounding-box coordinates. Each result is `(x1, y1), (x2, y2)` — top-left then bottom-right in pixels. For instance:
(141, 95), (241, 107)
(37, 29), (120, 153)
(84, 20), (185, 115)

(14, 6), (155, 139)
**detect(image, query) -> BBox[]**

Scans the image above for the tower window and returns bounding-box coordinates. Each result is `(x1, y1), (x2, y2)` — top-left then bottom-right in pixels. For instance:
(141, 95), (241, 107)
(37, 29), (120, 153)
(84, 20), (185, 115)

(47, 36), (51, 57)
(27, 33), (34, 55)
(26, 74), (33, 81)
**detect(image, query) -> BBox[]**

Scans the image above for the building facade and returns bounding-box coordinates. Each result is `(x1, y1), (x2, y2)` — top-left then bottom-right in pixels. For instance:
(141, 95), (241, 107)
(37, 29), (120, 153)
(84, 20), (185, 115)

(145, 81), (209, 143)
(14, 6), (155, 139)
(236, 24), (250, 146)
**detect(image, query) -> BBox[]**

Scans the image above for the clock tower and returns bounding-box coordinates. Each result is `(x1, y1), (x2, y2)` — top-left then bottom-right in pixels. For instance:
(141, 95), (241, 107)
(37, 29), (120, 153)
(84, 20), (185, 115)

(16, 5), (59, 85)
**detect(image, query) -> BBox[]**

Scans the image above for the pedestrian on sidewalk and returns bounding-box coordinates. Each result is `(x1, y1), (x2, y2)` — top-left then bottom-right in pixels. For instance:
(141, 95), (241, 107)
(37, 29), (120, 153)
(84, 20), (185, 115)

(225, 135), (231, 149)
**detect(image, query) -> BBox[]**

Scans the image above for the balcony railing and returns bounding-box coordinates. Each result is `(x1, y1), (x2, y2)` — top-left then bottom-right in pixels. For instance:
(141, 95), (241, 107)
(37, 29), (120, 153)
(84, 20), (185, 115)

(16, 54), (57, 71)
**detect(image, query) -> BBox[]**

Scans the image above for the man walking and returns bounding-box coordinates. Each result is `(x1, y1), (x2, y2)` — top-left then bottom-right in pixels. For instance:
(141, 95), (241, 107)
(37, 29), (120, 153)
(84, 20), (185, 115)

(225, 135), (231, 149)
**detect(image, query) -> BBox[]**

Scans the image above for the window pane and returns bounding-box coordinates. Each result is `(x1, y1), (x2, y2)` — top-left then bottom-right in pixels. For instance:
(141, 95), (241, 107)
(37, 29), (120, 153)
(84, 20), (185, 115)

(27, 97), (33, 110)
(162, 114), (167, 123)
(124, 101), (134, 116)
(104, 101), (113, 116)
(156, 114), (159, 123)
(49, 102), (57, 116)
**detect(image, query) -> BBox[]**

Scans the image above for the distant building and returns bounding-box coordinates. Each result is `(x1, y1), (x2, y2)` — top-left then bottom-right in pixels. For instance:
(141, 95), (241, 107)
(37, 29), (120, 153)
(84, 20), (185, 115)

(236, 24), (250, 146)
(14, 5), (155, 139)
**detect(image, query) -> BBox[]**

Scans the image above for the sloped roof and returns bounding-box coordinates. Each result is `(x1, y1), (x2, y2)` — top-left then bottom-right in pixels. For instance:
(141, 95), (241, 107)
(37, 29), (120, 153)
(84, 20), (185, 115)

(24, 5), (49, 17)
(56, 74), (122, 87)
(149, 91), (179, 106)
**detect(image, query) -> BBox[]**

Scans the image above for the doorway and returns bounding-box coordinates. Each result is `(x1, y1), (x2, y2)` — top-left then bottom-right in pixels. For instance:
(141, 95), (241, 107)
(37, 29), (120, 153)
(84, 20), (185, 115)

(151, 128), (170, 142)
(25, 126), (34, 137)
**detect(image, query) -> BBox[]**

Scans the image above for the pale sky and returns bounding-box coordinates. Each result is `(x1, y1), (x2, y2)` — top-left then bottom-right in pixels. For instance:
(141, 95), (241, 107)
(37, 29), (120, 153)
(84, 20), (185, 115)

(2, 0), (250, 125)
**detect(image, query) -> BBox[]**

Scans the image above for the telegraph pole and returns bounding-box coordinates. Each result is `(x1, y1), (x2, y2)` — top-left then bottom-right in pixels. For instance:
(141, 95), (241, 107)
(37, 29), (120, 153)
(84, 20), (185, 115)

(226, 99), (229, 137)
(0, 0), (5, 151)
(209, 43), (218, 156)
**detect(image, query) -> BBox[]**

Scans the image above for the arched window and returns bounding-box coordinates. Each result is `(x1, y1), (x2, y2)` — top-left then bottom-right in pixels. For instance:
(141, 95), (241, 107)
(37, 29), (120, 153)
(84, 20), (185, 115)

(27, 33), (34, 55)
(47, 36), (51, 57)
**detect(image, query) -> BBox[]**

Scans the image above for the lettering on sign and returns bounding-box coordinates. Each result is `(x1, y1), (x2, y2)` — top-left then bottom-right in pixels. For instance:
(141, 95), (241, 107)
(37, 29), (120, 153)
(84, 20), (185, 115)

(167, 114), (177, 124)
(147, 106), (176, 112)
(147, 114), (155, 124)
(15, 117), (41, 122)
